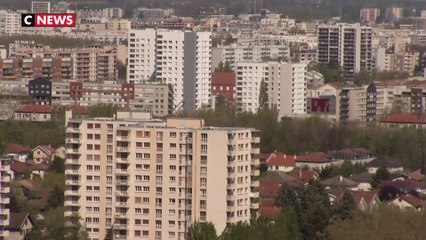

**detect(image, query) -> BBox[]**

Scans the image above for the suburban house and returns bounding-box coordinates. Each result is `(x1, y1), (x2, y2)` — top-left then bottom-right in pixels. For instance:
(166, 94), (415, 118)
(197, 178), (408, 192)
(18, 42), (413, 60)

(367, 155), (403, 174)
(6, 212), (34, 240)
(13, 104), (54, 122)
(322, 176), (359, 190)
(329, 148), (375, 165)
(10, 161), (49, 179)
(328, 189), (380, 210)
(349, 172), (373, 191)
(259, 171), (303, 218)
(32, 145), (56, 164)
(391, 194), (424, 210)
(265, 152), (296, 172)
(287, 168), (319, 185)
(5, 144), (31, 162)
(295, 152), (332, 169)
(403, 169), (424, 181)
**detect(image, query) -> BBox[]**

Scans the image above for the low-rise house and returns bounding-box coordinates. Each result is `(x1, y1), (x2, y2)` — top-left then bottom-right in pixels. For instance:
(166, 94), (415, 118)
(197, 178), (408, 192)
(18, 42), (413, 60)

(5, 144), (31, 162)
(295, 152), (331, 169)
(329, 148), (375, 165)
(32, 145), (55, 164)
(265, 152), (296, 172)
(13, 104), (53, 122)
(10, 161), (33, 179)
(6, 212), (34, 240)
(403, 169), (424, 181)
(352, 190), (380, 210)
(391, 194), (424, 210)
(287, 168), (319, 185)
(349, 172), (373, 191)
(31, 163), (49, 179)
(367, 155), (403, 174)
(322, 175), (359, 190)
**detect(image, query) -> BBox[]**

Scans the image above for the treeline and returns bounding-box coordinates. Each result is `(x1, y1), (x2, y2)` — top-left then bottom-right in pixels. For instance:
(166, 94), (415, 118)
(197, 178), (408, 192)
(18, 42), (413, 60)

(182, 105), (426, 170)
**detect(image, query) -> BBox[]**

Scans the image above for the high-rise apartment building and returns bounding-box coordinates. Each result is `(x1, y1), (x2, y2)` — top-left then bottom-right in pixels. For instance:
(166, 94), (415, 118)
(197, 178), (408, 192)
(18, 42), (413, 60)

(127, 29), (212, 112)
(267, 63), (307, 116)
(212, 44), (290, 70)
(235, 62), (307, 116)
(9, 43), (117, 82)
(0, 158), (10, 239)
(64, 112), (260, 240)
(31, 1), (51, 13)
(360, 8), (381, 24)
(317, 23), (373, 80)
(0, 58), (72, 80)
(0, 10), (21, 35)
(339, 83), (377, 123)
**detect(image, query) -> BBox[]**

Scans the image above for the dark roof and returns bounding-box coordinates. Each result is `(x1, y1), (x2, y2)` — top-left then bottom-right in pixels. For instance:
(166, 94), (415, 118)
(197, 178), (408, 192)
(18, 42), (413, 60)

(367, 155), (402, 168)
(349, 172), (373, 183)
(29, 77), (50, 85)
(10, 161), (33, 174)
(287, 169), (318, 184)
(7, 212), (34, 230)
(322, 175), (358, 188)
(399, 194), (424, 208)
(295, 152), (331, 163)
(6, 143), (31, 154)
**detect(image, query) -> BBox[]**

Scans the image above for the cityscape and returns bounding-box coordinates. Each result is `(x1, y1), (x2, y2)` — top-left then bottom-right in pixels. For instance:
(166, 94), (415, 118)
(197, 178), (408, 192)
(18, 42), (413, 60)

(0, 0), (426, 240)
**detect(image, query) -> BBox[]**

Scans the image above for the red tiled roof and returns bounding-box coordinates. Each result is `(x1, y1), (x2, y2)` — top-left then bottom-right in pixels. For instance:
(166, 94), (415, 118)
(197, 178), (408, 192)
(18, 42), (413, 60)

(382, 113), (426, 124)
(211, 72), (236, 86)
(400, 194), (424, 207)
(259, 180), (282, 197)
(266, 152), (296, 166)
(260, 198), (276, 207)
(6, 143), (31, 153)
(15, 104), (53, 114)
(33, 145), (56, 155)
(258, 206), (282, 218)
(295, 152), (331, 163)
(353, 191), (379, 206)
(10, 161), (33, 174)
(287, 169), (318, 184)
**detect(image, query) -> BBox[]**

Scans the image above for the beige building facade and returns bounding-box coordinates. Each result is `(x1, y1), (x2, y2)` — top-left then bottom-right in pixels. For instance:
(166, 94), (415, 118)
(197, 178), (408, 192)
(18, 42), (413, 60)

(64, 113), (260, 240)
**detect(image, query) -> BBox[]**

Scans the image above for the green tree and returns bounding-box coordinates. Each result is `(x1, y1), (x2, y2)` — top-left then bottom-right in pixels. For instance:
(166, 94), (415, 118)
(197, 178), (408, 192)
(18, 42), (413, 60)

(333, 190), (356, 221)
(220, 221), (252, 240)
(370, 167), (391, 188)
(88, 104), (118, 118)
(187, 222), (218, 240)
(47, 185), (64, 209)
(64, 214), (88, 240)
(116, 59), (127, 81)
(44, 207), (65, 240)
(354, 69), (371, 86)
(48, 157), (65, 173)
(274, 207), (301, 240)
(215, 61), (233, 72)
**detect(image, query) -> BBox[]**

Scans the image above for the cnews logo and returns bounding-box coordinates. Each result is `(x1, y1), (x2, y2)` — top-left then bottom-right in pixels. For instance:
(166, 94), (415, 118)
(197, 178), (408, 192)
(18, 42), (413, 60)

(21, 14), (76, 27)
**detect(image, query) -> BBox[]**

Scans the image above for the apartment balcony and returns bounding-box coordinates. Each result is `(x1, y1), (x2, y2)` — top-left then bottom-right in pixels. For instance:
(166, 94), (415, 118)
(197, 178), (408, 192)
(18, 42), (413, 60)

(116, 158), (128, 164)
(116, 147), (129, 152)
(0, 186), (10, 194)
(115, 169), (129, 176)
(250, 148), (260, 154)
(114, 224), (128, 230)
(115, 213), (128, 219)
(66, 198), (81, 205)
(115, 191), (128, 197)
(228, 172), (236, 178)
(65, 159), (80, 165)
(116, 180), (129, 186)
(66, 180), (80, 186)
(250, 202), (259, 209)
(116, 135), (129, 141)
(66, 138), (80, 144)
(65, 190), (80, 196)
(66, 148), (80, 154)
(250, 192), (259, 198)
(226, 195), (236, 201)
(250, 181), (260, 187)
(0, 198), (10, 204)
(228, 149), (235, 155)
(0, 176), (10, 182)
(65, 169), (79, 175)
(250, 170), (260, 176)
(251, 137), (260, 143)
(115, 202), (128, 208)
(66, 127), (80, 133)
(0, 208), (9, 215)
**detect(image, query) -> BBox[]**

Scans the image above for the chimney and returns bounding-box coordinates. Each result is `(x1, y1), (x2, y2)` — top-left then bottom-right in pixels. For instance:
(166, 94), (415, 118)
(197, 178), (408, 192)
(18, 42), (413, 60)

(299, 169), (302, 179)
(339, 176), (343, 182)
(284, 154), (286, 158)
(294, 155), (296, 160)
